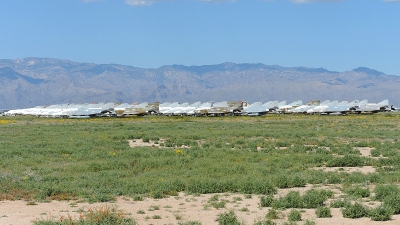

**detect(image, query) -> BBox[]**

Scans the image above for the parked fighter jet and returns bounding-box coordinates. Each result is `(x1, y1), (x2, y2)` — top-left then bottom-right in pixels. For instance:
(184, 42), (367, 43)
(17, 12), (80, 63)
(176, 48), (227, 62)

(279, 100), (303, 113)
(69, 102), (116, 118)
(241, 101), (279, 116)
(159, 102), (179, 115)
(120, 102), (159, 116)
(391, 105), (400, 112)
(290, 100), (323, 114)
(355, 100), (389, 113)
(162, 102), (190, 116)
(175, 102), (202, 116)
(193, 102), (214, 116)
(241, 102), (262, 116)
(307, 101), (338, 114)
(199, 101), (244, 116)
(43, 104), (79, 118)
(0, 109), (9, 116)
(320, 100), (362, 115)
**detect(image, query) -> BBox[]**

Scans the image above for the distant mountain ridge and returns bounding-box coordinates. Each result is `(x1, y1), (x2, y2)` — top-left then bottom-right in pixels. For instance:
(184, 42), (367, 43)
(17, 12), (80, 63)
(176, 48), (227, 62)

(0, 57), (399, 109)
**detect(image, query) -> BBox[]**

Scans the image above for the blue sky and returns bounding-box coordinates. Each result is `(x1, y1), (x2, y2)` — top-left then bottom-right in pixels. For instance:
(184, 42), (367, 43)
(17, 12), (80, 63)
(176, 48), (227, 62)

(1, 0), (400, 75)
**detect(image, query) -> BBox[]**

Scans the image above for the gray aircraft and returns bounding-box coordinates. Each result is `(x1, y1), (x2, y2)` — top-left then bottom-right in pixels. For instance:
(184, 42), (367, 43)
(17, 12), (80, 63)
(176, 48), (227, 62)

(321, 100), (361, 115)
(290, 100), (323, 114)
(355, 100), (389, 113)
(69, 102), (116, 118)
(0, 109), (9, 116)
(391, 105), (400, 112)
(242, 101), (279, 116)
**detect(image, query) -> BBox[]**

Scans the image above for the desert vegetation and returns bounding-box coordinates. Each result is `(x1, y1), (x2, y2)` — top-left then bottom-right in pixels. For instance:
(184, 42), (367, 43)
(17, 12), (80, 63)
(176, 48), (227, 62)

(1, 113), (400, 224)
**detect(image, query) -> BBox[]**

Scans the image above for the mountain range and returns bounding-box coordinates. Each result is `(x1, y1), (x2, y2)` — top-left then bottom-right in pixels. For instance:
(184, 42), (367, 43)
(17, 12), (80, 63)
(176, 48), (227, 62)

(0, 57), (399, 109)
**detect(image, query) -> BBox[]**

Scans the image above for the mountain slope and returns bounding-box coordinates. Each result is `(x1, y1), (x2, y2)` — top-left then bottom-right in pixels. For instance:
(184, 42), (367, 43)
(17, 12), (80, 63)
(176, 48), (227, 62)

(0, 58), (399, 109)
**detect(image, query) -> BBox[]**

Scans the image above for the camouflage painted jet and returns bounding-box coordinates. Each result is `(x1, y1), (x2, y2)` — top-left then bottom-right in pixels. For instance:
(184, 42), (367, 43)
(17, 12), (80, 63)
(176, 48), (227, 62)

(119, 102), (159, 117)
(200, 101), (244, 116)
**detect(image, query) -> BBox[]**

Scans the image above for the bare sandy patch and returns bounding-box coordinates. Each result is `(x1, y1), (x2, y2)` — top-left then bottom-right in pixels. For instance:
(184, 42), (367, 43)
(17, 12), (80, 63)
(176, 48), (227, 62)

(128, 139), (192, 149)
(2, 191), (400, 225)
(312, 166), (376, 174)
(354, 147), (374, 157)
(128, 139), (164, 148)
(0, 193), (265, 225)
(354, 147), (388, 159)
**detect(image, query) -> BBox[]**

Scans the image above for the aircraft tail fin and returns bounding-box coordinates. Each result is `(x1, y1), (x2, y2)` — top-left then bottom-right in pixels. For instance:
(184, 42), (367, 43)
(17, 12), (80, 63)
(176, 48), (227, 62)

(358, 99), (368, 106)
(378, 99), (389, 107)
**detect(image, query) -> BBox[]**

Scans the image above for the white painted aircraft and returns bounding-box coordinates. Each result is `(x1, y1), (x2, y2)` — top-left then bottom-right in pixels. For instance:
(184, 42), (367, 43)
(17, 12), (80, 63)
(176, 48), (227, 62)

(355, 100), (389, 113)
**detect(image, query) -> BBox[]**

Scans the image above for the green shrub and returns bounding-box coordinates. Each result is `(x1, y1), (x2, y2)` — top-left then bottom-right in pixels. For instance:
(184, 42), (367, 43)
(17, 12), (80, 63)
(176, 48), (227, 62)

(276, 176), (289, 189)
(370, 205), (394, 221)
(383, 192), (400, 214)
(341, 202), (369, 219)
(211, 201), (226, 209)
(151, 190), (164, 199)
(291, 176), (306, 188)
(253, 219), (276, 225)
(303, 220), (316, 225)
(265, 209), (280, 220)
(326, 155), (364, 167)
(315, 206), (332, 218)
(216, 210), (242, 225)
(374, 184), (400, 201)
(326, 173), (342, 184)
(133, 195), (143, 201)
(152, 215), (161, 219)
(370, 149), (381, 157)
(239, 207), (249, 212)
(33, 206), (136, 225)
(244, 194), (252, 199)
(302, 189), (333, 208)
(209, 194), (220, 202)
(260, 195), (274, 207)
(345, 186), (370, 198)
(288, 209), (302, 221)
(272, 191), (303, 209)
(136, 209), (145, 214)
(178, 222), (202, 225)
(282, 222), (297, 225)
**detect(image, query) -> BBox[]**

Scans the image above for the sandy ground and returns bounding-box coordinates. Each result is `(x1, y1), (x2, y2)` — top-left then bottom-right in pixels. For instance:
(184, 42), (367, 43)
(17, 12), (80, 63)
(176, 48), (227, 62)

(1, 191), (400, 225)
(2, 144), (395, 224)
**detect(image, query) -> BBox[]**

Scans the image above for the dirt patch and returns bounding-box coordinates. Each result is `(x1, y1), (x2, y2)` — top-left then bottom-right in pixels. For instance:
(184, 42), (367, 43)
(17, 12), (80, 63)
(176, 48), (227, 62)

(128, 139), (165, 148)
(312, 166), (376, 174)
(354, 147), (374, 157)
(354, 147), (388, 159)
(128, 139), (192, 149)
(2, 191), (400, 225)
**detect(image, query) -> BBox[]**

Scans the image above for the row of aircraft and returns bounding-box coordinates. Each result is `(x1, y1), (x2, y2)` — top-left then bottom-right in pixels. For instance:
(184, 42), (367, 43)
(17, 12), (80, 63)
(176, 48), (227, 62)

(1, 99), (398, 118)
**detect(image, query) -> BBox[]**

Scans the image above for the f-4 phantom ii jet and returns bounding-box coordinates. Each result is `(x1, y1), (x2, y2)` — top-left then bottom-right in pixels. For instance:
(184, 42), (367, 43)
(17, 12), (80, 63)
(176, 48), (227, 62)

(321, 100), (363, 115)
(0, 109), (9, 116)
(193, 102), (214, 116)
(116, 102), (159, 117)
(289, 100), (323, 114)
(242, 101), (280, 116)
(276, 100), (303, 113)
(354, 100), (389, 114)
(198, 101), (244, 116)
(68, 102), (116, 118)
